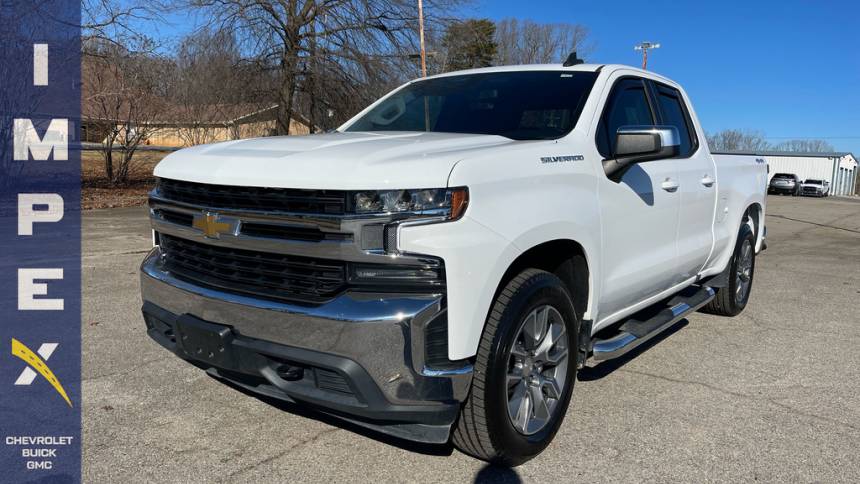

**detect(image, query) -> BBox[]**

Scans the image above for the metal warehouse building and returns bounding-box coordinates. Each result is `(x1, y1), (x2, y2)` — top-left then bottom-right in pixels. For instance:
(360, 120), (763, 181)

(716, 151), (858, 196)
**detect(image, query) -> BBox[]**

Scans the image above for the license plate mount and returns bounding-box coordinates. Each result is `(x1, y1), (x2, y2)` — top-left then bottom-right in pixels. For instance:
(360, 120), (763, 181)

(174, 315), (237, 368)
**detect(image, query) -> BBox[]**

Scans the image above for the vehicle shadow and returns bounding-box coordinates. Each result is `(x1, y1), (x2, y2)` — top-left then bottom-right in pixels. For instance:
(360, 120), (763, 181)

(206, 319), (690, 463)
(577, 319), (689, 381)
(211, 374), (455, 457)
(474, 463), (523, 483)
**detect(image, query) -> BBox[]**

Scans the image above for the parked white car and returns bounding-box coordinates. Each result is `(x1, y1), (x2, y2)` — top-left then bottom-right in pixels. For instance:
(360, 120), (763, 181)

(800, 179), (830, 197)
(141, 61), (767, 465)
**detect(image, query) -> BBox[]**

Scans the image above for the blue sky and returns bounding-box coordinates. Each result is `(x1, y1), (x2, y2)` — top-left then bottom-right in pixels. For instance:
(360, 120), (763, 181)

(472, 0), (860, 153)
(142, 0), (860, 153)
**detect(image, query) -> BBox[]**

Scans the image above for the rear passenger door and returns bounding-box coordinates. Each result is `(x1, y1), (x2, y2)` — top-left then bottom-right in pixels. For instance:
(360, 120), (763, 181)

(596, 77), (681, 320)
(650, 81), (716, 282)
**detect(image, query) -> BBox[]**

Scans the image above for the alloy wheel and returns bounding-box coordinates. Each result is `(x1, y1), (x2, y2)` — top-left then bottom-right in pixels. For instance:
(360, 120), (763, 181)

(506, 305), (569, 435)
(735, 239), (753, 304)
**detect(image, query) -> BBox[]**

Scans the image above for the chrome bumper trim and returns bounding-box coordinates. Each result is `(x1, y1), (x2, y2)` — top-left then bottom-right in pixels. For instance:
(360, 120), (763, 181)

(140, 248), (472, 404)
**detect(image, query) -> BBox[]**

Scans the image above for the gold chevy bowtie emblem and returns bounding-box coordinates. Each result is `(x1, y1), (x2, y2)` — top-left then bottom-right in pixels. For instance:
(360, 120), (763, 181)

(192, 212), (232, 238)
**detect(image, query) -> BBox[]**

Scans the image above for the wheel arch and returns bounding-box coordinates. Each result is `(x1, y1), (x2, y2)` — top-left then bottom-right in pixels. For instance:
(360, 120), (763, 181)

(745, 202), (764, 249)
(492, 239), (592, 322)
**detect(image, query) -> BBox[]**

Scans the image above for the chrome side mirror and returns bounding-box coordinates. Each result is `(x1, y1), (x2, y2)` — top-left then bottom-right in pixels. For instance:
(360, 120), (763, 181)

(603, 125), (681, 178)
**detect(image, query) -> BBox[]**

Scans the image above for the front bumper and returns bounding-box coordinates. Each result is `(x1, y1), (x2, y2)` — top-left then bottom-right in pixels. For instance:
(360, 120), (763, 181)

(140, 248), (472, 443)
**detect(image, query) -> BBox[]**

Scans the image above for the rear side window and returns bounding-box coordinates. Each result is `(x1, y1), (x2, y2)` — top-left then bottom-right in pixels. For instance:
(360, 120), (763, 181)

(654, 85), (696, 157)
(596, 79), (655, 157)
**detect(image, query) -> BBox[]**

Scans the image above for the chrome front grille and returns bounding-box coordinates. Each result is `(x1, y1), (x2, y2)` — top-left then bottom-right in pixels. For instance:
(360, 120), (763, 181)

(157, 178), (349, 215)
(149, 179), (446, 304)
(159, 234), (347, 304)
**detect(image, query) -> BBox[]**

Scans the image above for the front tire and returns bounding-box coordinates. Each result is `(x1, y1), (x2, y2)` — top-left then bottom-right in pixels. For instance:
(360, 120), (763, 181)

(452, 269), (578, 466)
(702, 223), (756, 316)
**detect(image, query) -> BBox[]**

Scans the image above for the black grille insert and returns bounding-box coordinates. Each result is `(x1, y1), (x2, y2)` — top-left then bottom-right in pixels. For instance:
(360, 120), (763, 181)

(241, 222), (351, 242)
(157, 178), (348, 214)
(160, 234), (347, 304)
(314, 368), (354, 395)
(423, 311), (471, 371)
(155, 209), (194, 227)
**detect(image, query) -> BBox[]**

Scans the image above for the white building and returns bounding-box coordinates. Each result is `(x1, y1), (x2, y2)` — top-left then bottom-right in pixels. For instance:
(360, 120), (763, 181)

(714, 151), (858, 196)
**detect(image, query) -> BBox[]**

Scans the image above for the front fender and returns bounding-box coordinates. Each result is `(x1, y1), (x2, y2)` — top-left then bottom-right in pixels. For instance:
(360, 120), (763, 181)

(400, 203), (602, 360)
(399, 215), (520, 360)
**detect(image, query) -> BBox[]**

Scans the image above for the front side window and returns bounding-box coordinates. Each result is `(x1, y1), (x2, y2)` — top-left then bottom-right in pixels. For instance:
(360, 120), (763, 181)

(345, 71), (599, 141)
(596, 79), (655, 157)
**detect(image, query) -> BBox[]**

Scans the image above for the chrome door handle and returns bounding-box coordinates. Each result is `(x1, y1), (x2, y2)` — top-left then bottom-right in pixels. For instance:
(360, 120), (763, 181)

(701, 174), (715, 187)
(661, 178), (680, 192)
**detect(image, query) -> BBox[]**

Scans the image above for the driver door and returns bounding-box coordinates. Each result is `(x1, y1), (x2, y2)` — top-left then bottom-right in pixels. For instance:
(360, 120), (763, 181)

(596, 77), (681, 320)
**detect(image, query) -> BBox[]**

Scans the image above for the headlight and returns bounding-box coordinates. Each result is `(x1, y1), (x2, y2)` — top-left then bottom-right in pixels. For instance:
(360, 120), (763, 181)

(351, 187), (468, 220)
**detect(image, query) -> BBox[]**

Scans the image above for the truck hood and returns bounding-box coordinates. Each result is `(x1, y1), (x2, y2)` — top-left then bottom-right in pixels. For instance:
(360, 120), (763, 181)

(153, 131), (515, 190)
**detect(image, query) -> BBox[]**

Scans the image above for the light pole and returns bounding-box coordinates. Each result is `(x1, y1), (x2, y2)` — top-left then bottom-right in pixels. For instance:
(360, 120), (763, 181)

(634, 41), (660, 70)
(418, 0), (427, 77)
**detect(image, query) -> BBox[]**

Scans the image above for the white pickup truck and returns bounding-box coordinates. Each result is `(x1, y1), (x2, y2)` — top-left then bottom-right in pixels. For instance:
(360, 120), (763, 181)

(140, 61), (767, 465)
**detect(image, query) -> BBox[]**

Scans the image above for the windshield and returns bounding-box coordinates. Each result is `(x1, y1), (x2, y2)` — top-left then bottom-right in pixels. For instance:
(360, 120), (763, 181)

(773, 174), (793, 179)
(805, 179), (822, 184)
(344, 71), (599, 140)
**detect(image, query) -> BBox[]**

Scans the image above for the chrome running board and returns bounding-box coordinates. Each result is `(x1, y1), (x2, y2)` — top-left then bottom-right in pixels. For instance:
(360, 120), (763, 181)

(591, 285), (715, 361)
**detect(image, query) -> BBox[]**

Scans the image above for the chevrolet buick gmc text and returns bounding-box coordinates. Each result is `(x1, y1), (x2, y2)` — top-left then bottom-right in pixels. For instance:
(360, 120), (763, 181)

(140, 62), (767, 465)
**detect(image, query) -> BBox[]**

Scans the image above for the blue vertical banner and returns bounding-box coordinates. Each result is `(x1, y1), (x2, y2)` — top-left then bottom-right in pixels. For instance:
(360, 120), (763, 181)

(0, 1), (82, 482)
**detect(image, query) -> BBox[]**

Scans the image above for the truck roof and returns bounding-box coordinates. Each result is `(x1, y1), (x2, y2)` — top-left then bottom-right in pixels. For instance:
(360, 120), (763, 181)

(423, 63), (677, 86)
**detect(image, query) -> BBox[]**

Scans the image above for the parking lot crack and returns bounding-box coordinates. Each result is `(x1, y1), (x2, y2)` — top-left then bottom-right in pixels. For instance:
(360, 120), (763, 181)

(740, 311), (858, 339)
(82, 249), (152, 259)
(82, 356), (165, 382)
(223, 427), (341, 479)
(768, 214), (860, 235)
(618, 368), (859, 432)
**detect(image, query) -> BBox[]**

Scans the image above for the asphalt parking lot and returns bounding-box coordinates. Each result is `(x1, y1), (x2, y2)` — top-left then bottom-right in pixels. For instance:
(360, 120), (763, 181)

(82, 195), (860, 483)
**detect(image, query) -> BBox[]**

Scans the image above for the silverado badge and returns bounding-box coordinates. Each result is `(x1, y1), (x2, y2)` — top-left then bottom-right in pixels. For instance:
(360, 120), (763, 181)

(540, 154), (584, 164)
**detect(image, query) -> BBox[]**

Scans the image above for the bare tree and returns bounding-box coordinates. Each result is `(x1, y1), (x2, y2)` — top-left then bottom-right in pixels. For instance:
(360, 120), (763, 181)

(706, 129), (771, 152)
(83, 0), (155, 52)
(83, 40), (169, 184)
(772, 139), (835, 153)
(174, 0), (464, 135)
(167, 28), (253, 145)
(494, 18), (593, 65)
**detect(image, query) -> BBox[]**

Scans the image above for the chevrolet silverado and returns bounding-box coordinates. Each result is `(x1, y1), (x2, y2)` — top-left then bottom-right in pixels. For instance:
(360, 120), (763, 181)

(140, 62), (767, 465)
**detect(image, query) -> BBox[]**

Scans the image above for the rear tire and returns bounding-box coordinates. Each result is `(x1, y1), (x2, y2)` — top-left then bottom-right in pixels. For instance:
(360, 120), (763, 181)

(452, 269), (578, 466)
(702, 223), (756, 316)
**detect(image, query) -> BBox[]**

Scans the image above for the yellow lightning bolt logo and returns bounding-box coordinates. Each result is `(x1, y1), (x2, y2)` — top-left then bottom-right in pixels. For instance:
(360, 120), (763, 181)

(11, 338), (72, 407)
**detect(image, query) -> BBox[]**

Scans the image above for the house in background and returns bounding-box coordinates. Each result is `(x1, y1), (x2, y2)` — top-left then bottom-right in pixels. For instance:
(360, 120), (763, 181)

(81, 103), (315, 148)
